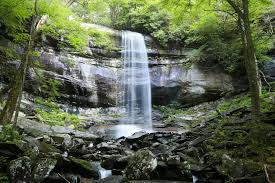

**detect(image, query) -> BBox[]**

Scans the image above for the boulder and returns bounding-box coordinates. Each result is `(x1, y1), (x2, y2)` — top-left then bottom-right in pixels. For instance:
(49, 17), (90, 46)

(96, 175), (123, 183)
(263, 59), (275, 82)
(124, 149), (157, 180)
(9, 156), (32, 183)
(33, 157), (57, 182)
(55, 156), (100, 179)
(17, 118), (98, 141)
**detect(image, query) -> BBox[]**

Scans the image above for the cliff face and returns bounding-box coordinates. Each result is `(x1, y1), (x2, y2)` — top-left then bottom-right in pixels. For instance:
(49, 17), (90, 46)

(20, 24), (250, 109)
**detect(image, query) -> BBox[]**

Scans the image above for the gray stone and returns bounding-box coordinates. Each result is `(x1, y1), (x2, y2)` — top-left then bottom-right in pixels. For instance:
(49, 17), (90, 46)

(124, 149), (157, 180)
(23, 34), (242, 108)
(96, 175), (123, 183)
(33, 157), (57, 182)
(9, 156), (32, 183)
(17, 118), (98, 141)
(263, 59), (275, 82)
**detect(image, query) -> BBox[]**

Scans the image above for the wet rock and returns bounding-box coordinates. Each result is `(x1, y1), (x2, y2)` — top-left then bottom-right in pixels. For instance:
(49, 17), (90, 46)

(124, 149), (157, 180)
(96, 175), (123, 183)
(127, 131), (148, 141)
(101, 155), (129, 170)
(263, 59), (275, 82)
(70, 158), (99, 178)
(9, 156), (32, 183)
(42, 173), (82, 183)
(149, 144), (175, 156)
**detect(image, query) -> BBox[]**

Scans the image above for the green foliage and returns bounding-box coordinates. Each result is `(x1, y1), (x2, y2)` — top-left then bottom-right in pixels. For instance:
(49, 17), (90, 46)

(39, 1), (89, 52)
(217, 91), (275, 113)
(186, 13), (242, 72)
(41, 79), (62, 100)
(0, 124), (22, 142)
(35, 98), (59, 110)
(33, 72), (62, 101)
(72, 0), (111, 25)
(0, 45), (18, 61)
(0, 173), (9, 183)
(35, 108), (81, 127)
(88, 28), (115, 49)
(260, 91), (275, 112)
(0, 0), (33, 43)
(33, 77), (80, 128)
(217, 95), (251, 113)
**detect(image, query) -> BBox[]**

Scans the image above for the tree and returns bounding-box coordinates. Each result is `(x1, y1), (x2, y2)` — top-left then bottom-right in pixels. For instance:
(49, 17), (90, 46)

(0, 0), (42, 124)
(164, 0), (272, 121)
(0, 0), (70, 124)
(225, 0), (262, 120)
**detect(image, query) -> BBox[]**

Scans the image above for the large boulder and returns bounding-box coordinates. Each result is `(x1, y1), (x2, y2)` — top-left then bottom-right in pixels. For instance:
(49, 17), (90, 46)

(124, 149), (157, 180)
(17, 118), (98, 141)
(55, 156), (100, 179)
(9, 156), (32, 183)
(32, 157), (57, 183)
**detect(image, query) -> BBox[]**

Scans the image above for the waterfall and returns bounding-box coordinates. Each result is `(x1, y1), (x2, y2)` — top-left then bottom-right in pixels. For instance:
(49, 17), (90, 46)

(121, 31), (152, 127)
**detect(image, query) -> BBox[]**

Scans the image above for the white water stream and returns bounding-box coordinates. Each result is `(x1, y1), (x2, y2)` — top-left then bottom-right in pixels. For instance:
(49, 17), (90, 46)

(121, 31), (152, 125)
(114, 31), (153, 138)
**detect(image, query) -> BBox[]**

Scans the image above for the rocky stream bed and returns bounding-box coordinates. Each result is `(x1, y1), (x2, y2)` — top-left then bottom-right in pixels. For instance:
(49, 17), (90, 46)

(1, 103), (275, 183)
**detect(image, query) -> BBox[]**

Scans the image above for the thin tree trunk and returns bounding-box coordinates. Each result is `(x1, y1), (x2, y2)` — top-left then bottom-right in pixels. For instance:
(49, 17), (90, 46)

(13, 0), (40, 125)
(226, 0), (261, 121)
(241, 0), (261, 119)
(0, 0), (39, 125)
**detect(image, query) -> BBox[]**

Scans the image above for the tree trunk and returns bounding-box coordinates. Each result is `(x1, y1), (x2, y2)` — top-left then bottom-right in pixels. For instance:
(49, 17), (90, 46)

(0, 63), (25, 124)
(0, 0), (39, 125)
(226, 0), (261, 121)
(241, 0), (261, 120)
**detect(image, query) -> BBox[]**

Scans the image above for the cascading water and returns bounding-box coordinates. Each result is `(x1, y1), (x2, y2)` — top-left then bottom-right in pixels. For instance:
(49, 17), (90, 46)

(121, 31), (152, 127)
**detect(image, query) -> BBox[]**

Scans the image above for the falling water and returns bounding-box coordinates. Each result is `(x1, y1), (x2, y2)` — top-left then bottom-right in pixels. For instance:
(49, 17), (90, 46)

(121, 31), (152, 127)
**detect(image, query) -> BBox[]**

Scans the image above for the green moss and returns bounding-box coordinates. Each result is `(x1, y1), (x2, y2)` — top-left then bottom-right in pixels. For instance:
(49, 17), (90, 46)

(217, 91), (275, 113)
(35, 98), (59, 111)
(182, 61), (193, 69)
(68, 157), (93, 171)
(63, 58), (76, 68)
(217, 95), (250, 113)
(39, 141), (62, 154)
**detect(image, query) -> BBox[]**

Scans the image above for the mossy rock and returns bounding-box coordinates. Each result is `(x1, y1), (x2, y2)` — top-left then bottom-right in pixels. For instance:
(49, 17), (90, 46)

(124, 149), (157, 180)
(33, 157), (57, 183)
(38, 140), (62, 154)
(67, 156), (99, 179)
(9, 156), (32, 183)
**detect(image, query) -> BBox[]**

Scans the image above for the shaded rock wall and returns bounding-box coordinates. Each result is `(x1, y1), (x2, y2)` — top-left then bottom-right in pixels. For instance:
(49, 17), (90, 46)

(25, 46), (245, 108)
(1, 23), (250, 108)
